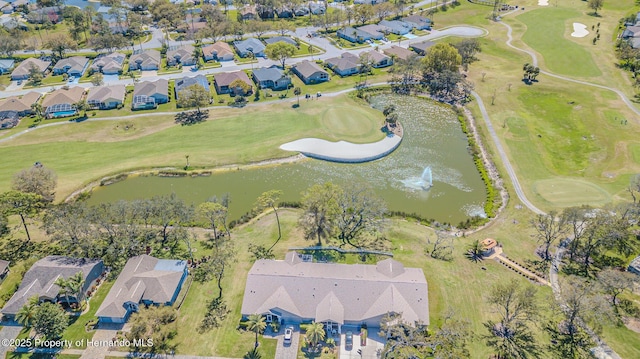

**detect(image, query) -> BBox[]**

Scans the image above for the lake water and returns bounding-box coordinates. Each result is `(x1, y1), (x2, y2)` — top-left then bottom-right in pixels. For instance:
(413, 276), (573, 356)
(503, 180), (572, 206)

(86, 95), (487, 225)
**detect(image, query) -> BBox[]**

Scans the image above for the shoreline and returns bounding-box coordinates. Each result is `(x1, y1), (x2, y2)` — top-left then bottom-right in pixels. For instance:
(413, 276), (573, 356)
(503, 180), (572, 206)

(64, 154), (307, 202)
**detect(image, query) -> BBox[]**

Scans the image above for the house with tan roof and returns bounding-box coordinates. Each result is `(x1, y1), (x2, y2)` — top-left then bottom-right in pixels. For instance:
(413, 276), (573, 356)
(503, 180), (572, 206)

(132, 79), (168, 110)
(0, 92), (41, 116)
(96, 255), (188, 323)
(11, 57), (50, 80)
(361, 50), (392, 68)
(42, 87), (85, 118)
(166, 45), (196, 67)
(383, 45), (417, 61)
(52, 56), (90, 77)
(292, 60), (329, 84)
(325, 52), (360, 77)
(90, 53), (126, 75)
(241, 252), (429, 333)
(129, 49), (161, 71)
(202, 42), (235, 62)
(87, 85), (126, 110)
(214, 71), (253, 95)
(409, 41), (435, 56)
(1, 256), (104, 319)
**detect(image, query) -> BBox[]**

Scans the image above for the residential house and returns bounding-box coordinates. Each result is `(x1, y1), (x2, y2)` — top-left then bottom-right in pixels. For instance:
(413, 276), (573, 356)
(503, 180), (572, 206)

(354, 0), (387, 4)
(234, 38), (266, 58)
(52, 56), (90, 77)
(402, 15), (432, 30)
(0, 1), (11, 14)
(129, 49), (161, 71)
(241, 252), (429, 333)
(27, 6), (60, 24)
(239, 4), (257, 20)
(277, 7), (293, 18)
(0, 16), (28, 31)
(325, 53), (360, 77)
(87, 85), (126, 110)
(0, 59), (14, 74)
(181, 15), (207, 34)
(337, 26), (384, 43)
(42, 87), (85, 118)
(264, 36), (298, 47)
(293, 5), (309, 16)
(0, 92), (42, 116)
(383, 45), (416, 61)
(410, 41), (435, 56)
(0, 260), (8, 279)
(90, 53), (126, 75)
(292, 60), (330, 84)
(629, 255), (640, 276)
(166, 45), (196, 67)
(1, 256), (104, 319)
(202, 42), (235, 62)
(214, 71), (253, 95)
(175, 74), (210, 99)
(622, 25), (640, 48)
(0, 112), (19, 129)
(96, 255), (188, 323)
(11, 57), (50, 80)
(132, 79), (169, 110)
(252, 66), (291, 90)
(362, 50), (392, 68)
(379, 20), (412, 35)
(308, 1), (325, 15)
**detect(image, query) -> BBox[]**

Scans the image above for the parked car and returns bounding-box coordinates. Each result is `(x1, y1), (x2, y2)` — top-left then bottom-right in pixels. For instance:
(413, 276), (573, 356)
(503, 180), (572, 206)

(345, 331), (353, 350)
(284, 326), (293, 345)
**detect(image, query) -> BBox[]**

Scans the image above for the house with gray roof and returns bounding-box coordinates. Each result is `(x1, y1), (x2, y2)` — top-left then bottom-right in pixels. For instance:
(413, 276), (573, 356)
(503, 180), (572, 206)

(241, 252), (429, 332)
(264, 36), (298, 47)
(358, 25), (386, 39)
(90, 53), (126, 75)
(292, 60), (329, 84)
(325, 53), (360, 77)
(129, 49), (161, 71)
(166, 45), (196, 67)
(87, 85), (126, 110)
(132, 79), (168, 110)
(410, 40), (435, 56)
(234, 38), (266, 58)
(402, 15), (431, 30)
(11, 58), (50, 80)
(0, 59), (14, 74)
(175, 74), (210, 99)
(53, 56), (90, 77)
(1, 256), (104, 318)
(629, 255), (640, 276)
(337, 26), (383, 43)
(252, 66), (291, 90)
(362, 50), (392, 68)
(0, 112), (19, 129)
(379, 20), (412, 35)
(214, 71), (253, 95)
(96, 255), (188, 323)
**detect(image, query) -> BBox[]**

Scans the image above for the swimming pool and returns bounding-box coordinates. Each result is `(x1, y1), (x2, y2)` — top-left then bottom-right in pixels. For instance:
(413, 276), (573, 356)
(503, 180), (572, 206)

(403, 33), (417, 39)
(51, 110), (77, 118)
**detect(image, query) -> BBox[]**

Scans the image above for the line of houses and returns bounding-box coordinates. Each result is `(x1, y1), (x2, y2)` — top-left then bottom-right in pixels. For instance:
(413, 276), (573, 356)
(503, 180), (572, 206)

(337, 15), (431, 44)
(621, 11), (640, 49)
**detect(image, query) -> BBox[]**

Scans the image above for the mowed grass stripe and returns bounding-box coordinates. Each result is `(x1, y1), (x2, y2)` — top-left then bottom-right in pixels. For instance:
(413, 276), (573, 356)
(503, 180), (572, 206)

(517, 8), (602, 77)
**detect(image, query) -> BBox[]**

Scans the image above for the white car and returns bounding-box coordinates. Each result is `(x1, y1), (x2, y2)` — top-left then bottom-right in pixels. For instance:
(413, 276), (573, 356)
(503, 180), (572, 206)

(284, 326), (294, 345)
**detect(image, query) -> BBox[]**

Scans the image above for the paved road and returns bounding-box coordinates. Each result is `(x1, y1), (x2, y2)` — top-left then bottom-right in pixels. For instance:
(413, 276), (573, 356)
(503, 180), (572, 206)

(0, 324), (23, 359)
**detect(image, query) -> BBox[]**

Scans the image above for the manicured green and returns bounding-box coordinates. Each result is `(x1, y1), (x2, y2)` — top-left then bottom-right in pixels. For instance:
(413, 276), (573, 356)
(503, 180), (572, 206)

(0, 95), (385, 198)
(517, 8), (601, 77)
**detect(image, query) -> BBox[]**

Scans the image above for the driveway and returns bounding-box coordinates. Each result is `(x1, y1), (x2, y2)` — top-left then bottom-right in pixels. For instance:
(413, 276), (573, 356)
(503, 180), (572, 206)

(273, 326), (300, 359)
(0, 323), (24, 358)
(339, 331), (385, 359)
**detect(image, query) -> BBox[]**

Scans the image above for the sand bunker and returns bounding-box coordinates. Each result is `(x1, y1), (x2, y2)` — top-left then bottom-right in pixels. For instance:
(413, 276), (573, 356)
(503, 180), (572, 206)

(538, 0), (549, 6)
(571, 23), (589, 38)
(279, 135), (402, 163)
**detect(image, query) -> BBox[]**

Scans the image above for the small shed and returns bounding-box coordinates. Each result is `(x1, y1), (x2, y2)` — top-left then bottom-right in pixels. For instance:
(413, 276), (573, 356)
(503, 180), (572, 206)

(481, 238), (498, 257)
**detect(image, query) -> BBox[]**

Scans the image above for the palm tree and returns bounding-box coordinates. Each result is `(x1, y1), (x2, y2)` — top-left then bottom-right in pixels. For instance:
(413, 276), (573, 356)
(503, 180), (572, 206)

(68, 272), (86, 303)
(306, 322), (325, 349)
(244, 347), (262, 359)
(247, 314), (266, 348)
(294, 87), (301, 106)
(54, 276), (70, 305)
(465, 239), (485, 262)
(15, 296), (39, 327)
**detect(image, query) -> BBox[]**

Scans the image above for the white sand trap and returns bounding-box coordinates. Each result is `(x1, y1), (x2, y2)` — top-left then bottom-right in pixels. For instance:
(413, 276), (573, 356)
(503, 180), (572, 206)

(280, 135), (402, 163)
(571, 23), (589, 38)
(538, 0), (549, 6)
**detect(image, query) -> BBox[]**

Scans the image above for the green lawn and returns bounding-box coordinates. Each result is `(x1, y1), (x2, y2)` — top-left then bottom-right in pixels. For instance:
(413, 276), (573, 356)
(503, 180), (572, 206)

(0, 95), (385, 199)
(516, 7), (601, 77)
(61, 281), (114, 348)
(6, 354), (81, 359)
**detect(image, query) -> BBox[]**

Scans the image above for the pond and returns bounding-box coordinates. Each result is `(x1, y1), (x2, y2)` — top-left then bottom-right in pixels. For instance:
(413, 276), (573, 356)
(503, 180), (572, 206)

(86, 95), (487, 225)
